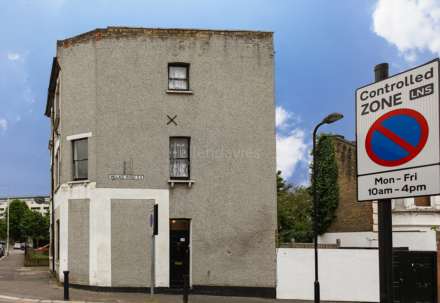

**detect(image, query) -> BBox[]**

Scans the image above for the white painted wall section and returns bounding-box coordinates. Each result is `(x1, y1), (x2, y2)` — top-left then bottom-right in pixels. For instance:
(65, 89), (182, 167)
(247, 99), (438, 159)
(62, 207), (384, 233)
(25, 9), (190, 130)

(58, 199), (69, 281)
(277, 248), (379, 302)
(89, 190), (112, 286)
(53, 182), (170, 287)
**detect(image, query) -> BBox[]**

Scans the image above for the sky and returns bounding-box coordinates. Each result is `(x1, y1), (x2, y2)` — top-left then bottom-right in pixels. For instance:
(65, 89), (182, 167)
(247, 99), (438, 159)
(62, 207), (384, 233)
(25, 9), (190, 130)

(0, 0), (439, 196)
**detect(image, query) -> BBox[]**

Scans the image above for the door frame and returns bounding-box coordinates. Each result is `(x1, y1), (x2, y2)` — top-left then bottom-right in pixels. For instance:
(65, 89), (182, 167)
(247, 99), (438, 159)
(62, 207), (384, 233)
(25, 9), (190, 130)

(169, 218), (192, 288)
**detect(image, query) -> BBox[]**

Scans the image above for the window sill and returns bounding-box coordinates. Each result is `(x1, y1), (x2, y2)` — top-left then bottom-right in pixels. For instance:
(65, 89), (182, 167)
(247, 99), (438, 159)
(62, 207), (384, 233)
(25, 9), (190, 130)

(166, 90), (193, 95)
(168, 179), (195, 188)
(67, 180), (91, 187)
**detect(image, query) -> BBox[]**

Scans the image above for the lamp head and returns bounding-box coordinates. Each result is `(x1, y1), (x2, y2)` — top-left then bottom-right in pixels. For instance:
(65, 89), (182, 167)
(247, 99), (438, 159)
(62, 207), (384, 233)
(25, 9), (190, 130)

(322, 112), (344, 124)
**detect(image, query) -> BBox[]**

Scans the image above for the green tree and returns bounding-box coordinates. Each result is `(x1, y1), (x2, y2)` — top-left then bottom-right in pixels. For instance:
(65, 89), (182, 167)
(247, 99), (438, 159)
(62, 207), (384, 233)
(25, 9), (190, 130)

(0, 218), (6, 240)
(22, 210), (50, 247)
(4, 199), (50, 246)
(277, 171), (313, 243)
(7, 199), (30, 242)
(310, 134), (339, 235)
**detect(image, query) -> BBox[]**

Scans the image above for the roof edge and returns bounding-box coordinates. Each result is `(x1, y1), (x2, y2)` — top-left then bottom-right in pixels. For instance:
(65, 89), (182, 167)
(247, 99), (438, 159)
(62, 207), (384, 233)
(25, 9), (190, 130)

(329, 134), (356, 147)
(44, 57), (60, 117)
(57, 27), (273, 48)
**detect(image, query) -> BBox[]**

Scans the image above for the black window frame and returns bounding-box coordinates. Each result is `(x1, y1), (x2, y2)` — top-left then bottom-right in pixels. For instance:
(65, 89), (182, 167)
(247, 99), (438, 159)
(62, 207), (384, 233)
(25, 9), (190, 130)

(72, 138), (88, 181)
(168, 63), (190, 91)
(169, 136), (191, 180)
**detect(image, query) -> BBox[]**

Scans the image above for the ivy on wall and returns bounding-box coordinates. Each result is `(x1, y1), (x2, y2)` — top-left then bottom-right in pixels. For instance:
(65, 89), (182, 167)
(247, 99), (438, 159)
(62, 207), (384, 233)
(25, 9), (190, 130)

(310, 134), (339, 235)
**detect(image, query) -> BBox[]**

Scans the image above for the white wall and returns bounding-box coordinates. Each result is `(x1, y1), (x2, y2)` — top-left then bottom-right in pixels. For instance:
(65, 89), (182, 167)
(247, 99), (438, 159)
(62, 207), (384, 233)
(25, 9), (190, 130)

(277, 248), (379, 302)
(54, 181), (170, 287)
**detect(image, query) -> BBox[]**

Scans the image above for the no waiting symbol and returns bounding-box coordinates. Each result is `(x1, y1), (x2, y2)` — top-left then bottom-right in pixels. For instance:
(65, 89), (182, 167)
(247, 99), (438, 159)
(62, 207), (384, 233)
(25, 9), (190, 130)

(365, 108), (429, 167)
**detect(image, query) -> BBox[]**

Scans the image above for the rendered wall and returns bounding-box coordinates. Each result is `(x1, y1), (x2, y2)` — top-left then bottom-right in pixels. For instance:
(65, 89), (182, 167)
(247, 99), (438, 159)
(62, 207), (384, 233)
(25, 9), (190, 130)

(55, 28), (277, 288)
(68, 199), (90, 284)
(111, 199), (154, 287)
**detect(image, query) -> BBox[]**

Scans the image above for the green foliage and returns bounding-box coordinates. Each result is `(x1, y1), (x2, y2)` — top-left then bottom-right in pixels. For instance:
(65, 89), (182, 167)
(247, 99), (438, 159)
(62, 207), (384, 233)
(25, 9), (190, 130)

(310, 134), (339, 235)
(22, 210), (50, 247)
(3, 199), (50, 245)
(8, 199), (29, 242)
(0, 218), (6, 240)
(277, 171), (313, 243)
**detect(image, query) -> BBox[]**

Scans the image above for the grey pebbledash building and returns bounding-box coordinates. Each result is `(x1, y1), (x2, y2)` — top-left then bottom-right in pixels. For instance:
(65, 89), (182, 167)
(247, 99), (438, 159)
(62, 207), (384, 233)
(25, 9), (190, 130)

(44, 27), (277, 297)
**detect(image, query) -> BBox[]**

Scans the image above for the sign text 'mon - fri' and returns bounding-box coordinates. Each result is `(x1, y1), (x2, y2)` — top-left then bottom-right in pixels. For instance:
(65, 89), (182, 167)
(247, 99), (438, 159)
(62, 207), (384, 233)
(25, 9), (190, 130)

(356, 59), (440, 201)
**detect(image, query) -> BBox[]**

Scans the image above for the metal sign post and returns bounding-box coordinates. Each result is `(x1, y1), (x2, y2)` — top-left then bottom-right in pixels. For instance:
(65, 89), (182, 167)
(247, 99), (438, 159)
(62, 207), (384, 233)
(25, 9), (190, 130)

(375, 63), (393, 303)
(6, 197), (10, 256)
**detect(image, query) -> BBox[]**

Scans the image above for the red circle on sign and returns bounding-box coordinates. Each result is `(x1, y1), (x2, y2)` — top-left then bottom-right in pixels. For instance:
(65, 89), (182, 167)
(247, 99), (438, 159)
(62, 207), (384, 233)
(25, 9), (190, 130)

(365, 108), (429, 167)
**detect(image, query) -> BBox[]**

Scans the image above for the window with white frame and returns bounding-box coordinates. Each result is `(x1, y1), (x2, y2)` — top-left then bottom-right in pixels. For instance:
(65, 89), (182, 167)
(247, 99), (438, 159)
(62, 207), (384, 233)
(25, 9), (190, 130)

(170, 137), (190, 179)
(168, 63), (190, 91)
(72, 138), (88, 180)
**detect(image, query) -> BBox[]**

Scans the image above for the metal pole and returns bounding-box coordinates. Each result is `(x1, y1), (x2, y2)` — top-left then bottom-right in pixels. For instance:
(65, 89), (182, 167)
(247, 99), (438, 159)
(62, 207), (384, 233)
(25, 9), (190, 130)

(312, 122), (323, 303)
(374, 63), (393, 303)
(151, 233), (155, 297)
(50, 132), (56, 273)
(63, 270), (69, 301)
(150, 208), (155, 298)
(6, 198), (10, 256)
(183, 273), (189, 303)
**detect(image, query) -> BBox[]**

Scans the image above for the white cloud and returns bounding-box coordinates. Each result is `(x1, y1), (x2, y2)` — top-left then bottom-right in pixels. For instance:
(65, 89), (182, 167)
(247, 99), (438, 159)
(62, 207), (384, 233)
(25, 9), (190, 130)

(276, 106), (301, 129)
(276, 106), (291, 128)
(275, 106), (310, 180)
(7, 52), (21, 61)
(276, 129), (309, 179)
(373, 0), (440, 61)
(0, 119), (8, 133)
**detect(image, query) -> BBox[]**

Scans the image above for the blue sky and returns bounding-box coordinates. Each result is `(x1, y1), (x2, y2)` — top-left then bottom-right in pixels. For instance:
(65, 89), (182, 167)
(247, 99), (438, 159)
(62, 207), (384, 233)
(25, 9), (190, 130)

(0, 0), (439, 196)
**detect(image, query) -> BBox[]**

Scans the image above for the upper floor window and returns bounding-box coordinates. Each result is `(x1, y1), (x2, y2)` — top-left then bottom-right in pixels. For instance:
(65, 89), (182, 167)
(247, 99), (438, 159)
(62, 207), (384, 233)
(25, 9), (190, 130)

(170, 137), (190, 179)
(73, 138), (88, 180)
(168, 63), (189, 91)
(414, 196), (431, 207)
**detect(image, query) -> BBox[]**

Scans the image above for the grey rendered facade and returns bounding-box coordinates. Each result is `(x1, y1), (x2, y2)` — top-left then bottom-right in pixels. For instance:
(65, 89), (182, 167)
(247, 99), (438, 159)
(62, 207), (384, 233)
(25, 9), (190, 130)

(45, 27), (277, 296)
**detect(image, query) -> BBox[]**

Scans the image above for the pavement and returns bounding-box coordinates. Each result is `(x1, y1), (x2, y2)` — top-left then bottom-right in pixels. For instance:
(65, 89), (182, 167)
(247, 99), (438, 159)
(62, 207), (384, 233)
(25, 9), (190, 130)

(0, 250), (300, 303)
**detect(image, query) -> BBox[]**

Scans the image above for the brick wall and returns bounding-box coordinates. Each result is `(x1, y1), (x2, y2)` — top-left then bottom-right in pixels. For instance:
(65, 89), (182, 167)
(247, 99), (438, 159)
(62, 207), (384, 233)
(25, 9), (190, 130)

(327, 136), (374, 232)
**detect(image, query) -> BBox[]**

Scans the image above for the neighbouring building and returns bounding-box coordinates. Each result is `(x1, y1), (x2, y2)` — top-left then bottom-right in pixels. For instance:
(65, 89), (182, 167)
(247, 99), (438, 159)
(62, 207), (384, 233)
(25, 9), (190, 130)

(0, 196), (50, 219)
(320, 135), (440, 251)
(44, 27), (277, 297)
(319, 135), (439, 301)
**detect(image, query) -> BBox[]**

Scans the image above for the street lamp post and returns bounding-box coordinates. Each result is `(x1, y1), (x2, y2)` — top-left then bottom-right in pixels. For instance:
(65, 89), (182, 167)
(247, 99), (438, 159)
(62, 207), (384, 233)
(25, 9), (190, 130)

(6, 197), (10, 256)
(312, 112), (344, 303)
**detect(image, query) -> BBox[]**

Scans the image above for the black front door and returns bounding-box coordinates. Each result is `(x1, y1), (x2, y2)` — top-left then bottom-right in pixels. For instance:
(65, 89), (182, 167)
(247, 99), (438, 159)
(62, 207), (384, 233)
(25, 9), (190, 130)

(393, 251), (437, 303)
(170, 219), (190, 288)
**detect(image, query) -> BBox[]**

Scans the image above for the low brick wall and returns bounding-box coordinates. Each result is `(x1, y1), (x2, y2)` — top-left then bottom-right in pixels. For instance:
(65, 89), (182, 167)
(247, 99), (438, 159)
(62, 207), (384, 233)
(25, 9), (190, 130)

(24, 247), (49, 267)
